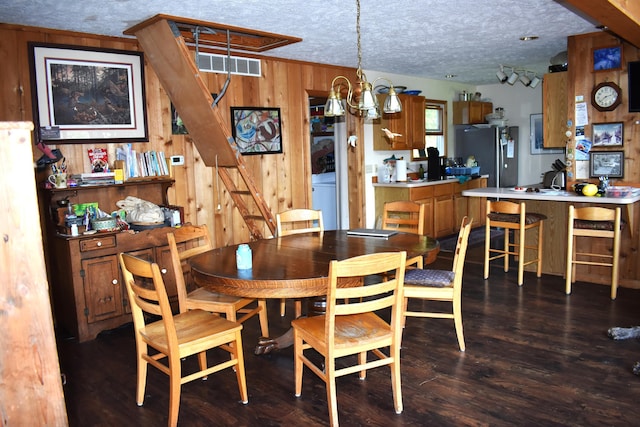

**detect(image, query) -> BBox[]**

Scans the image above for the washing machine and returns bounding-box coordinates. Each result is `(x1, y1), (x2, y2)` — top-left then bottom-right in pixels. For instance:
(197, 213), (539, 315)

(311, 172), (337, 230)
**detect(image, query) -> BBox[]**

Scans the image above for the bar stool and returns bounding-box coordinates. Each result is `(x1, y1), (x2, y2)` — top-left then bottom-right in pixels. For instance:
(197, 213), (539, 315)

(484, 200), (546, 286)
(565, 205), (622, 300)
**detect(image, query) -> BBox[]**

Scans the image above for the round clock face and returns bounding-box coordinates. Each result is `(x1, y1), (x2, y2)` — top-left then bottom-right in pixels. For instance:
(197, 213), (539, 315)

(592, 82), (621, 111)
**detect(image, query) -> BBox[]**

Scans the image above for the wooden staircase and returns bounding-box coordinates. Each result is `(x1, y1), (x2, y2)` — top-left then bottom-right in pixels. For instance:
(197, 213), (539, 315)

(125, 15), (301, 240)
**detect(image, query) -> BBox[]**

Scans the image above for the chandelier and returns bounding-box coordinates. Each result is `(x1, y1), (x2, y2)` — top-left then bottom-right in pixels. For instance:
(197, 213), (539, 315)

(324, 0), (402, 119)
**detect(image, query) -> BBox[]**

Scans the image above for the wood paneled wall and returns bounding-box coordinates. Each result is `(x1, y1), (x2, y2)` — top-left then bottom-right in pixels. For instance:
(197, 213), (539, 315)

(567, 32), (640, 183)
(0, 23), (363, 247)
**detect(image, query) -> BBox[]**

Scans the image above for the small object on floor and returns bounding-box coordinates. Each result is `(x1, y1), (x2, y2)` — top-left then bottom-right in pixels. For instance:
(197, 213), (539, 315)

(607, 326), (640, 375)
(254, 337), (278, 355)
(608, 326), (640, 340)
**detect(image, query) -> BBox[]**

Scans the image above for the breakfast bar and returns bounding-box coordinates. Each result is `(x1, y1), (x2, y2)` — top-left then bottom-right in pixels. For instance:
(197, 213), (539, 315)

(462, 186), (640, 289)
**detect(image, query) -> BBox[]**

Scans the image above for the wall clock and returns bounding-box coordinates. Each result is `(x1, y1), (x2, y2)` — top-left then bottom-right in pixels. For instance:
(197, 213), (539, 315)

(591, 81), (622, 112)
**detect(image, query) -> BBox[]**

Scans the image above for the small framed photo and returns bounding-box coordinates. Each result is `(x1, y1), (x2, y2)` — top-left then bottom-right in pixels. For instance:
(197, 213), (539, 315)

(230, 107), (283, 155)
(592, 122), (623, 147)
(530, 113), (563, 154)
(593, 46), (622, 71)
(590, 150), (624, 178)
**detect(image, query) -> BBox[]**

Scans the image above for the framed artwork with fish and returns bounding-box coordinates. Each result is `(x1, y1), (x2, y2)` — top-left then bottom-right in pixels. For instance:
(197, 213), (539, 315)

(29, 42), (148, 144)
(230, 107), (283, 155)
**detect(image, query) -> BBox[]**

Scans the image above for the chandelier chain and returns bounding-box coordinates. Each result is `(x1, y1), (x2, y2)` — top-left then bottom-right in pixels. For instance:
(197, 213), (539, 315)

(356, 0), (363, 80)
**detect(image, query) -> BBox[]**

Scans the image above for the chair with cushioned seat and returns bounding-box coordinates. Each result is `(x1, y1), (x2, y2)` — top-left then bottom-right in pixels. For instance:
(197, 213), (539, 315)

(565, 205), (622, 300)
(403, 216), (473, 351)
(484, 200), (546, 286)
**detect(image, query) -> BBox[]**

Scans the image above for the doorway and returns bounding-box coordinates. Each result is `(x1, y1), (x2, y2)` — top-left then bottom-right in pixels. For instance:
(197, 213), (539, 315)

(309, 96), (348, 229)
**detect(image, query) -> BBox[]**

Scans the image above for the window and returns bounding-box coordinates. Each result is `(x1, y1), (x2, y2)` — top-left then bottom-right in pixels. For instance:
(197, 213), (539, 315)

(412, 99), (447, 160)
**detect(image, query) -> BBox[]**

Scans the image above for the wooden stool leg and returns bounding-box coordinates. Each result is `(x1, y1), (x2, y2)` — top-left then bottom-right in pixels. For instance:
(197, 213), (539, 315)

(565, 231), (574, 295)
(280, 298), (286, 317)
(484, 221), (491, 279)
(503, 229), (510, 273)
(536, 220), (544, 277)
(612, 223), (621, 301)
(517, 225), (525, 286)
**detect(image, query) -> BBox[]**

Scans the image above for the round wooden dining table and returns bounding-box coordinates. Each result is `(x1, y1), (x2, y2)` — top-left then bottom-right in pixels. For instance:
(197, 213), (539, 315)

(189, 230), (439, 354)
(189, 230), (440, 299)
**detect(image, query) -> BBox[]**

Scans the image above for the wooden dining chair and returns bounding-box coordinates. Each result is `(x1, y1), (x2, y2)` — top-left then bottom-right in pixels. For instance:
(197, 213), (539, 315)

(167, 224), (269, 337)
(403, 216), (473, 351)
(292, 251), (407, 427)
(382, 200), (426, 274)
(382, 200), (425, 235)
(566, 205), (622, 300)
(276, 209), (324, 317)
(118, 252), (248, 427)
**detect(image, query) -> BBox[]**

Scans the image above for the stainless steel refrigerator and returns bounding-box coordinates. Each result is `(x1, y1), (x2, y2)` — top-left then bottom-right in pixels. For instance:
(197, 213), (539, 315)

(454, 125), (518, 188)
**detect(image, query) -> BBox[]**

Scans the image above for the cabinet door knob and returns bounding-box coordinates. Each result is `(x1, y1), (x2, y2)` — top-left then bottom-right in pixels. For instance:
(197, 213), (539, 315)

(97, 241), (102, 247)
(161, 268), (167, 274)
(112, 279), (118, 285)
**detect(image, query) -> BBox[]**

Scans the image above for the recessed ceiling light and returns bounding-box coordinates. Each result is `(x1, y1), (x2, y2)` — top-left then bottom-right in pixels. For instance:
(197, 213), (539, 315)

(520, 36), (539, 41)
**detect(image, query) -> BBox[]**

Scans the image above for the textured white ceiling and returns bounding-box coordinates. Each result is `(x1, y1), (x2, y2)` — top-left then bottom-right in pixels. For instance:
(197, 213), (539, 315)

(0, 0), (599, 85)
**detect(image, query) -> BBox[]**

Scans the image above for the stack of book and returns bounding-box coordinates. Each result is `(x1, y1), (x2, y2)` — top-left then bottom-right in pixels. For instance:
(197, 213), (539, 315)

(116, 144), (169, 179)
(77, 172), (116, 186)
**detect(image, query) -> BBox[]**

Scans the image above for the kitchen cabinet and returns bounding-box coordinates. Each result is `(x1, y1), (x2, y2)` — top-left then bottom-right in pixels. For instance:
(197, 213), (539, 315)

(39, 178), (187, 342)
(434, 183), (455, 237)
(374, 177), (487, 238)
(455, 178), (486, 228)
(542, 72), (567, 148)
(373, 94), (426, 150)
(453, 101), (493, 125)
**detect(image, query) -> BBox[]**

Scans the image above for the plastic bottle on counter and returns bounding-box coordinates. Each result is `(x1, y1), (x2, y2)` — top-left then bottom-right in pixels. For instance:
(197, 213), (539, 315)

(236, 244), (252, 270)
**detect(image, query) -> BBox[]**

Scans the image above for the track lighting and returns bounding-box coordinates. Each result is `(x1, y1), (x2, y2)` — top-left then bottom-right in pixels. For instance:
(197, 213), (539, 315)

(496, 65), (508, 83)
(496, 65), (541, 89)
(530, 75), (541, 88)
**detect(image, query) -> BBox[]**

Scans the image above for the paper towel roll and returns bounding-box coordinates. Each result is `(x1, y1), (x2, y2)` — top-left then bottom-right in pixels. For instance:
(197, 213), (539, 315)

(395, 160), (407, 181)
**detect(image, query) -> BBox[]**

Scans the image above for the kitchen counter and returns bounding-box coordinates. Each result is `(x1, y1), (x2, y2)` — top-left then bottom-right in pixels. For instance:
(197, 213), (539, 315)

(462, 186), (640, 289)
(462, 186), (640, 205)
(374, 175), (489, 188)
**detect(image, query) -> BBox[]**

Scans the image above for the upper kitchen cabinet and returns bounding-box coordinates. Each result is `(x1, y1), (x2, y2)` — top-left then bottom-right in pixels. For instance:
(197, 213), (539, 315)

(453, 101), (493, 125)
(542, 72), (567, 148)
(373, 94), (426, 150)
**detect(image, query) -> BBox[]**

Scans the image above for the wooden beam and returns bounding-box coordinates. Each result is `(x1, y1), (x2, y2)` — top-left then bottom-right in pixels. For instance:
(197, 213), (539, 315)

(564, 0), (640, 47)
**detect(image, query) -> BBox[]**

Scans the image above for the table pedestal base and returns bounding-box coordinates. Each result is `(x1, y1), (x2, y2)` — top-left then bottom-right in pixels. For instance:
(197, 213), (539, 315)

(254, 297), (325, 355)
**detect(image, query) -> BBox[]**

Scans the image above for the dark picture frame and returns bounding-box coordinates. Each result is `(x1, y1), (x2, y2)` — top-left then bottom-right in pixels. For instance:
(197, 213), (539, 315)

(590, 150), (624, 178)
(29, 42), (148, 144)
(593, 45), (623, 71)
(592, 122), (623, 147)
(230, 107), (283, 155)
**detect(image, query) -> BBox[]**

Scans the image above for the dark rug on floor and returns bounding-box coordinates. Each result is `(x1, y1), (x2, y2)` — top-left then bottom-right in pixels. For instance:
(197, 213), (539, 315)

(439, 228), (504, 252)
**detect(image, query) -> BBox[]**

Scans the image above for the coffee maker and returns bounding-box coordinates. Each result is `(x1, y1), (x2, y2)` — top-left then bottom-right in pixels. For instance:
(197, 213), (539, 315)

(426, 147), (443, 180)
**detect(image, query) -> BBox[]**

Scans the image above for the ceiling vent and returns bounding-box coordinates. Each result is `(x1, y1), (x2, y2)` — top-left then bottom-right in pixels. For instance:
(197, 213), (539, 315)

(197, 52), (261, 77)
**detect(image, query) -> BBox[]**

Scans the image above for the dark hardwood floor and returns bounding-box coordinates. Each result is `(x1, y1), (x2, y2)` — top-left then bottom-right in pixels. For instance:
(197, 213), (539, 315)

(57, 245), (640, 426)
